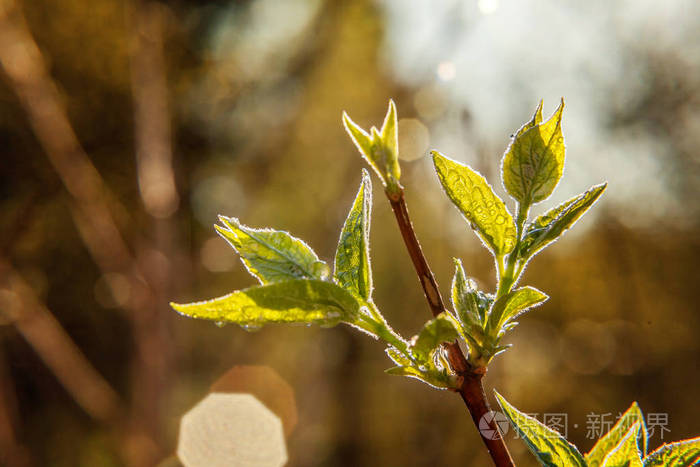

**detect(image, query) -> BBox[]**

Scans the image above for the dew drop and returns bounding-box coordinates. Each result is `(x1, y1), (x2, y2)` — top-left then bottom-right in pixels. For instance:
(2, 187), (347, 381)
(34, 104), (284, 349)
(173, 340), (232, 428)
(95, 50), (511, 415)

(215, 321), (227, 328)
(242, 324), (262, 332)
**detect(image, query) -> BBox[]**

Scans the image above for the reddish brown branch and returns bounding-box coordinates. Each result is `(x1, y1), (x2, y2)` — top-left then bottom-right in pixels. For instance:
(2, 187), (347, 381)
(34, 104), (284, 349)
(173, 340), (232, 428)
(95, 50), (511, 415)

(387, 187), (515, 467)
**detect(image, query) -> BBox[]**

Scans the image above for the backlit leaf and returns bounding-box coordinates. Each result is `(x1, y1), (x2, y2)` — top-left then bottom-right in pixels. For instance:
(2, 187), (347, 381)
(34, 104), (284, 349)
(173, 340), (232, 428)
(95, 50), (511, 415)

(385, 346), (413, 367)
(413, 313), (459, 361)
(495, 391), (586, 467)
(587, 402), (647, 466)
(342, 113), (374, 168)
(601, 423), (644, 467)
(170, 280), (360, 330)
(334, 170), (373, 301)
(432, 151), (517, 256)
(644, 437), (700, 466)
(216, 217), (327, 284)
(384, 365), (453, 389)
(343, 100), (401, 190)
(379, 99), (401, 183)
(519, 183), (607, 260)
(486, 286), (548, 335)
(451, 258), (483, 329)
(502, 99), (566, 205)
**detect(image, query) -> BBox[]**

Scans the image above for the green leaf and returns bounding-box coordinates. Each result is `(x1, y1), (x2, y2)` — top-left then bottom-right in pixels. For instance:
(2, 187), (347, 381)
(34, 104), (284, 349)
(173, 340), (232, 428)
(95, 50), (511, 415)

(519, 183), (607, 260)
(495, 391), (587, 467)
(342, 100), (401, 191)
(342, 113), (373, 162)
(601, 423), (644, 467)
(451, 258), (483, 329)
(413, 313), (459, 361)
(216, 217), (328, 284)
(587, 402), (648, 466)
(385, 346), (413, 367)
(385, 360), (455, 390)
(379, 99), (401, 183)
(432, 151), (517, 256)
(486, 286), (548, 335)
(334, 170), (373, 301)
(502, 99), (566, 205)
(170, 279), (360, 330)
(384, 365), (454, 389)
(644, 437), (700, 466)
(385, 365), (424, 378)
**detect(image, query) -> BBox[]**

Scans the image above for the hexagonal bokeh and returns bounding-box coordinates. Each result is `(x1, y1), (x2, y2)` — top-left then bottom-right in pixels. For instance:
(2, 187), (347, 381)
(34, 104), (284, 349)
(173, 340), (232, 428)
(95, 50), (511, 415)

(178, 393), (287, 467)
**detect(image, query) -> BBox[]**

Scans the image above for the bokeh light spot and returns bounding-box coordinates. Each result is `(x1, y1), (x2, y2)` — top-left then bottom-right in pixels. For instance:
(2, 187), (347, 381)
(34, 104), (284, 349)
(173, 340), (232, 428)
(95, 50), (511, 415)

(200, 237), (237, 273)
(436, 61), (456, 81)
(178, 393), (287, 467)
(398, 118), (430, 161)
(478, 0), (500, 15)
(210, 365), (297, 437)
(94, 273), (131, 308)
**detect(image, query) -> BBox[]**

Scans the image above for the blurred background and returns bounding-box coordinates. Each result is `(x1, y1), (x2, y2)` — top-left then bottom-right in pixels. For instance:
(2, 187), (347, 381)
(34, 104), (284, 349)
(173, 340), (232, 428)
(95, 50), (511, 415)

(0, 0), (698, 465)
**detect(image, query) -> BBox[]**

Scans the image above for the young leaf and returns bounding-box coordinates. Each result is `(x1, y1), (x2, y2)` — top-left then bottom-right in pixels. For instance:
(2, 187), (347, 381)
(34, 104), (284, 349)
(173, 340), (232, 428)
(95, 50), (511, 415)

(334, 170), (373, 301)
(601, 423), (644, 467)
(519, 183), (607, 260)
(384, 365), (454, 390)
(486, 286), (548, 335)
(643, 437), (700, 466)
(495, 391), (587, 467)
(385, 365), (424, 378)
(587, 402), (648, 466)
(380, 99), (401, 183)
(170, 279), (360, 329)
(432, 151), (517, 256)
(451, 258), (483, 329)
(216, 217), (328, 284)
(342, 113), (373, 163)
(502, 99), (566, 205)
(385, 346), (413, 367)
(413, 313), (459, 361)
(342, 100), (401, 191)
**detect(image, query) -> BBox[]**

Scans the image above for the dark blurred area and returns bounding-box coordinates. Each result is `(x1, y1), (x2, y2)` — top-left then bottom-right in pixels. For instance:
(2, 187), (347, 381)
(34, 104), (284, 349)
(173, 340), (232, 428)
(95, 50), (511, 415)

(0, 0), (698, 465)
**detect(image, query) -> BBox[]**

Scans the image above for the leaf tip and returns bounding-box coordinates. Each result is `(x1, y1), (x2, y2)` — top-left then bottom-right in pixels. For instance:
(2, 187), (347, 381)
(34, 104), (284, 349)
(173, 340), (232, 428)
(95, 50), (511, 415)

(533, 99), (544, 123)
(385, 98), (397, 120)
(170, 301), (186, 314)
(360, 167), (371, 184)
(430, 150), (445, 165)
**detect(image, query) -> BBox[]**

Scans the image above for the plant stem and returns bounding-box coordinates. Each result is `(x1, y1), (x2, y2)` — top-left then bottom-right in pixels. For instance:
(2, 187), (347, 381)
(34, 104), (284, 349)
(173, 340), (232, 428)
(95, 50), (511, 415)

(461, 372), (516, 467)
(496, 203), (529, 299)
(386, 187), (515, 467)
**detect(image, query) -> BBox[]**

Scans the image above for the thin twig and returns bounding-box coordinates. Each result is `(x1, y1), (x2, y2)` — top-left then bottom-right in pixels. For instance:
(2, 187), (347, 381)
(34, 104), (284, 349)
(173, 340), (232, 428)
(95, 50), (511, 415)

(0, 347), (33, 467)
(0, 260), (123, 424)
(127, 0), (181, 449)
(386, 187), (515, 467)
